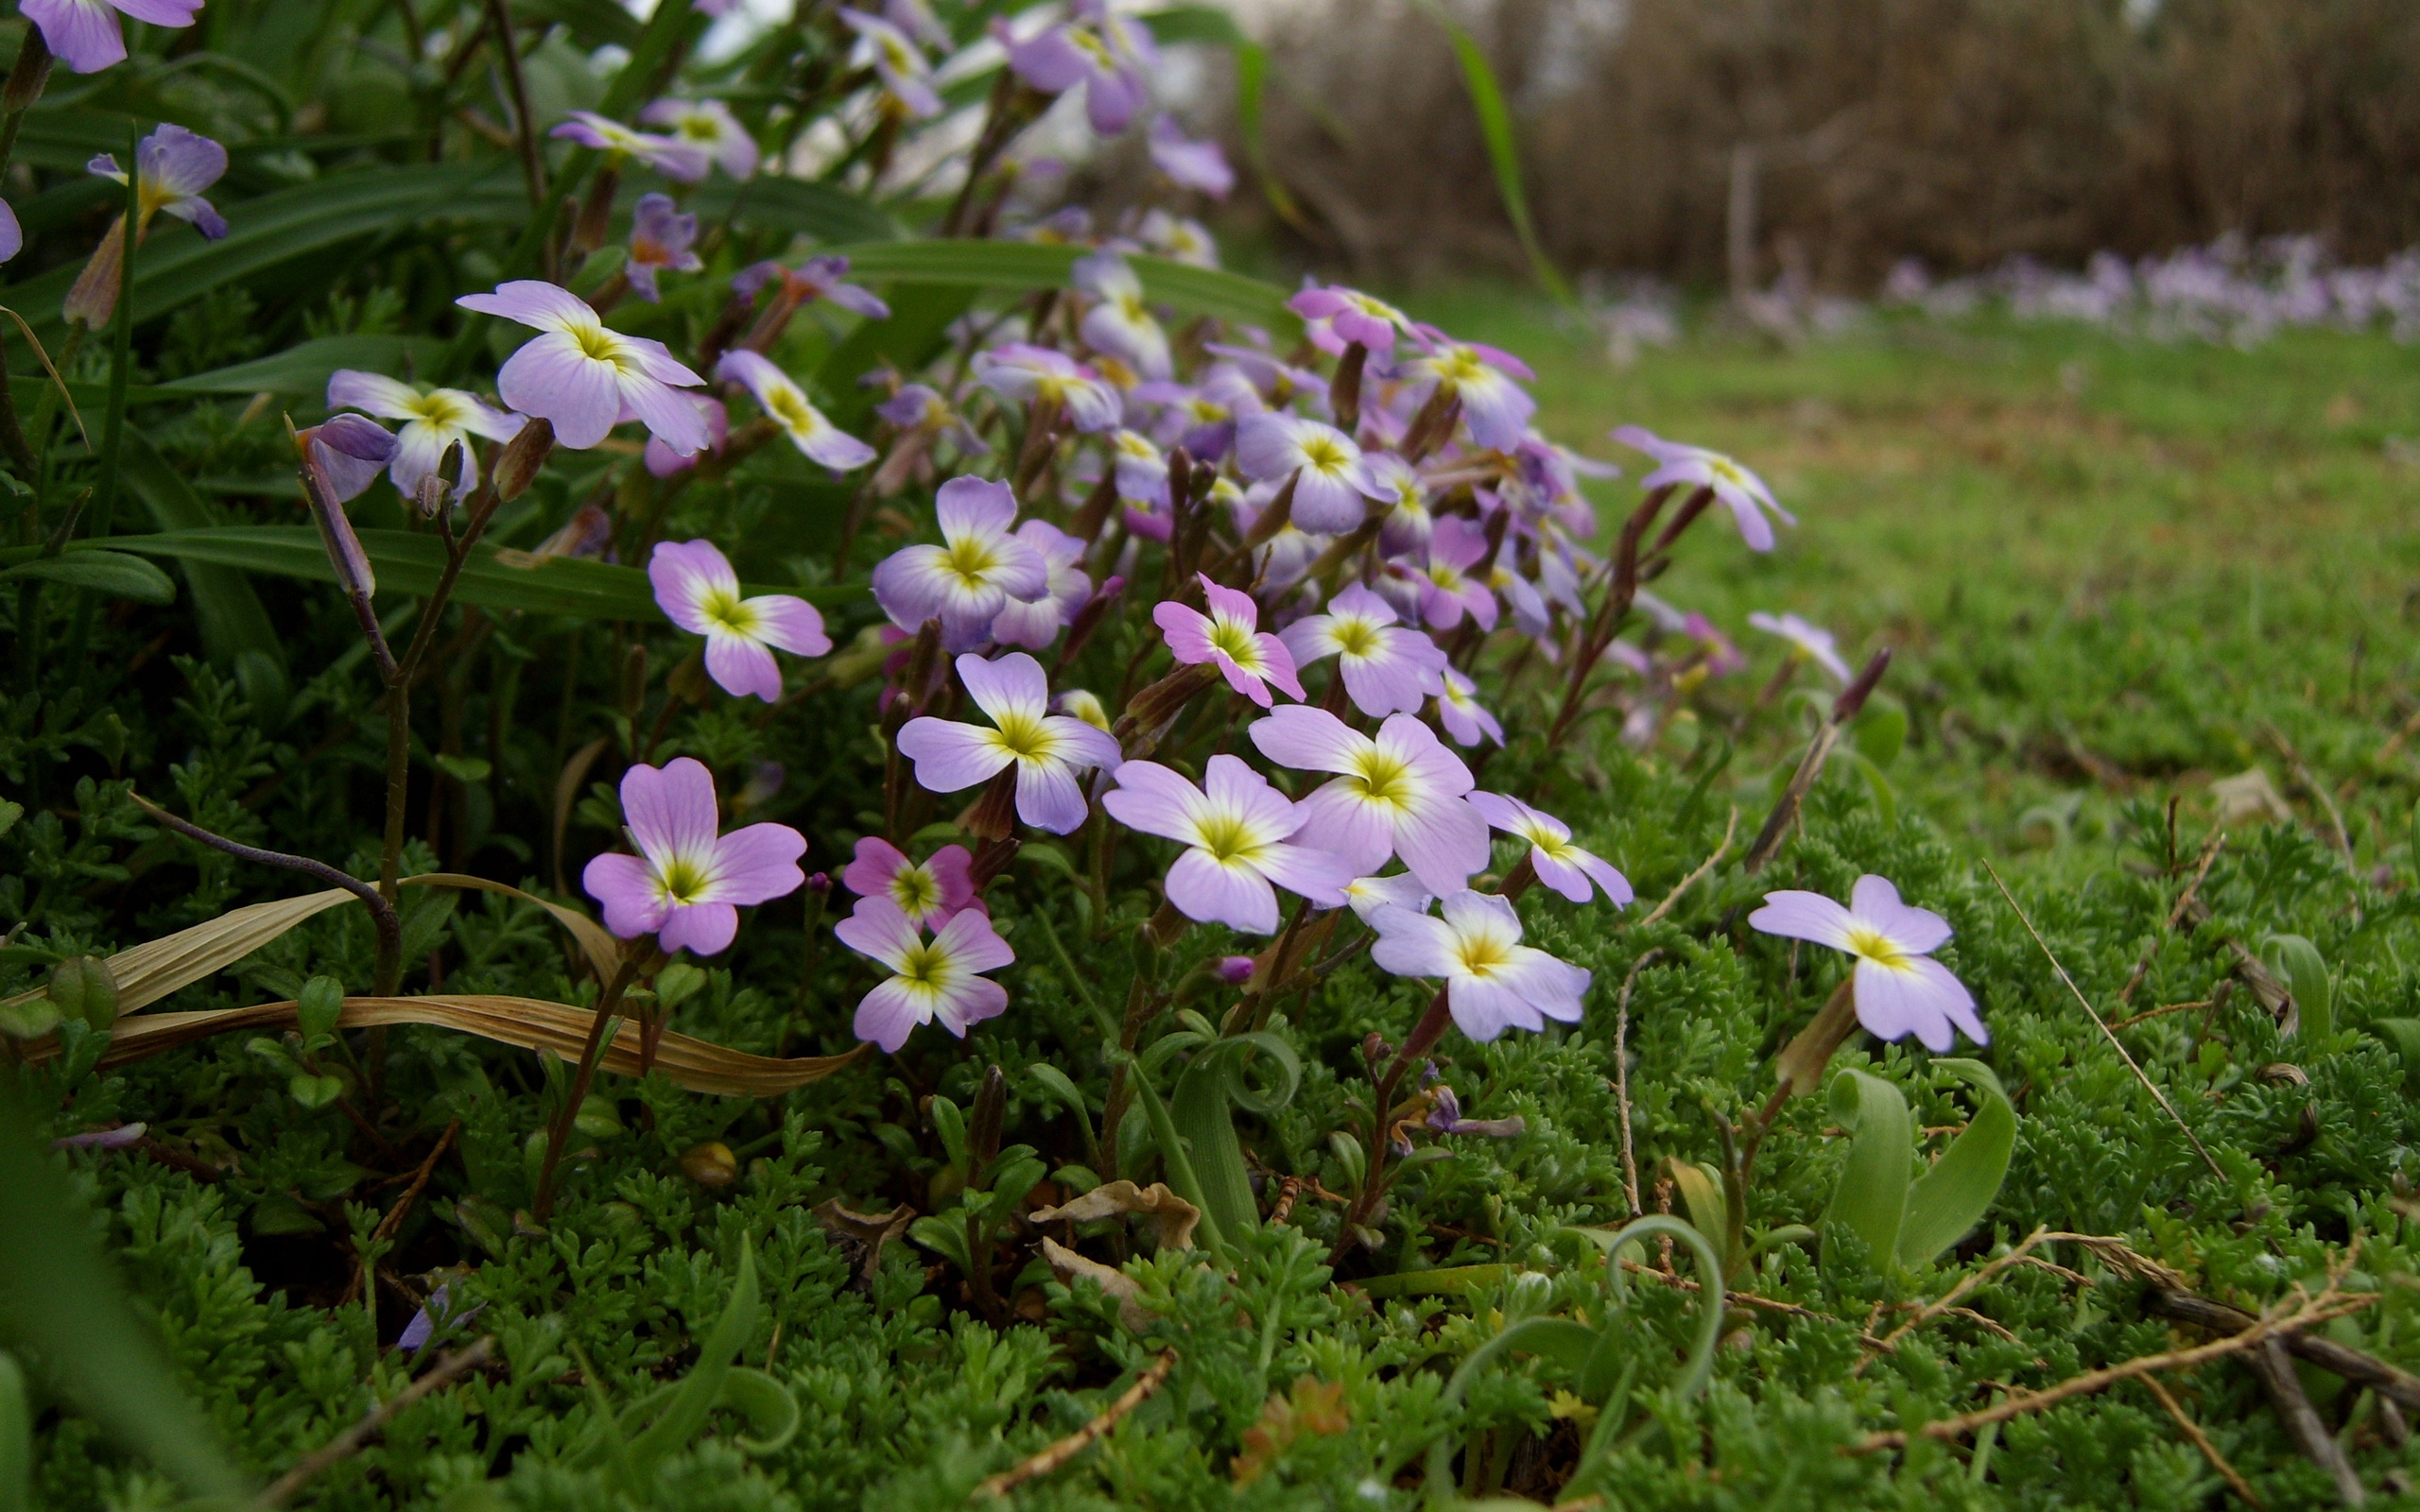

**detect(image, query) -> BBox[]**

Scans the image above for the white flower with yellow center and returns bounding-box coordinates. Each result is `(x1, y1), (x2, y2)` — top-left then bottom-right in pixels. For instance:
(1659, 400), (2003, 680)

(1102, 755), (1354, 933)
(1366, 890), (1591, 1042)
(1750, 875), (1986, 1051)
(871, 476), (1049, 651)
(715, 350), (876, 472)
(1247, 705), (1490, 895)
(649, 540), (831, 702)
(897, 652), (1123, 834)
(327, 370), (525, 503)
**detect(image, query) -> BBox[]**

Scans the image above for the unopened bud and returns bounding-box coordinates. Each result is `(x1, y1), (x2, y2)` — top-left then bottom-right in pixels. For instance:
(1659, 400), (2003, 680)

(959, 765), (1018, 842)
(494, 418), (554, 502)
(680, 1140), (738, 1187)
(1217, 955), (1255, 985)
(1328, 340), (1368, 434)
(1239, 472), (1298, 551)
(47, 954), (117, 1030)
(3, 30), (52, 114)
(1831, 647), (1893, 723)
(620, 642), (648, 716)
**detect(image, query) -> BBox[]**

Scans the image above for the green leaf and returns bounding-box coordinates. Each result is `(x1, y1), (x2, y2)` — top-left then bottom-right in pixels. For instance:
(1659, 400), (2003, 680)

(1409, 0), (1572, 304)
(2370, 1019), (2420, 1091)
(1823, 1068), (1912, 1271)
(610, 1237), (759, 1486)
(1169, 1033), (1301, 1243)
(0, 1077), (248, 1500)
(1855, 697), (1909, 768)
(814, 283), (976, 434)
(1896, 1059), (2017, 1269)
(827, 241), (1300, 334)
(122, 406), (287, 675)
(518, 0), (643, 47)
(2260, 934), (2332, 1040)
(689, 177), (895, 246)
(0, 551), (174, 603)
(0, 1350), (26, 1512)
(150, 335), (432, 399)
(1664, 1160), (1730, 1280)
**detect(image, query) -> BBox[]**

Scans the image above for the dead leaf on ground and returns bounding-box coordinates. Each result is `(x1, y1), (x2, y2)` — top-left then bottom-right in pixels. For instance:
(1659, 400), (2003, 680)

(1039, 1236), (1154, 1330)
(2210, 767), (2292, 827)
(1029, 1179), (1201, 1249)
(815, 1200), (914, 1285)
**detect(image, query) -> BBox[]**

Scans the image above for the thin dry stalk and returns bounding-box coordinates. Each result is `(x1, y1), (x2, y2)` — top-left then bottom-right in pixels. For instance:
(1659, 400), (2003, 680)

(2265, 726), (2354, 864)
(2117, 827), (2224, 1005)
(2107, 999), (2217, 1032)
(1633, 807), (1737, 930)
(1856, 1226), (2052, 1372)
(257, 1337), (495, 1506)
(339, 1119), (460, 1306)
(2245, 1334), (2367, 1504)
(972, 1350), (1177, 1499)
(1612, 949), (1664, 1219)
(2140, 1374), (2266, 1509)
(1614, 1258), (1837, 1322)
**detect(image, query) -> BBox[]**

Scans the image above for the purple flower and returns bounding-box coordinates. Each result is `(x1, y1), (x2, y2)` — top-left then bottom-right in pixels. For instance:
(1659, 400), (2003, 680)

(1246, 706), (1489, 895)
(1425, 1085), (1526, 1140)
(1435, 667), (1502, 747)
(1075, 251), (1172, 380)
(841, 10), (943, 118)
(1216, 954), (1255, 984)
(896, 652), (1122, 834)
(624, 194), (702, 302)
(735, 254), (891, 321)
(1278, 583), (1448, 718)
(549, 111), (711, 182)
(26, 0), (201, 74)
(991, 520), (1091, 650)
(1467, 792), (1631, 906)
(455, 280), (708, 454)
(326, 370), (522, 503)
(1002, 14), (1152, 135)
(877, 384), (986, 455)
(836, 896), (1013, 1051)
(842, 836), (980, 930)
(1747, 610), (1851, 682)
(0, 198), (18, 265)
(1413, 516), (1497, 630)
(971, 344), (1122, 433)
(582, 757), (808, 955)
(1137, 208), (1218, 268)
(1344, 869), (1432, 922)
(396, 1284), (484, 1354)
(1611, 426), (1795, 552)
(1154, 575), (1304, 709)
(636, 97), (759, 178)
(1236, 413), (1383, 533)
(1364, 455), (1434, 556)
(646, 396), (728, 477)
(1109, 428), (1169, 503)
(1367, 890), (1591, 1042)
(64, 125), (228, 327)
(714, 350), (876, 472)
(1402, 338), (1536, 453)
(648, 540), (831, 701)
(1102, 755), (1355, 933)
(1288, 285), (1414, 357)
(1749, 875), (1985, 1051)
(298, 412), (398, 507)
(870, 475), (1048, 650)
(1148, 116), (1234, 198)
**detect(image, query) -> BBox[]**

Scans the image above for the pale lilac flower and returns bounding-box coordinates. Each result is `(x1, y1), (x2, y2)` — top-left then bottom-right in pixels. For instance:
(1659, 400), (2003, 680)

(1424, 1084), (1526, 1140)
(1414, 516), (1497, 631)
(1612, 425), (1795, 552)
(396, 1283), (484, 1355)
(1002, 14), (1151, 134)
(714, 350), (876, 472)
(646, 396), (727, 477)
(1364, 455), (1434, 556)
(549, 111), (710, 181)
(841, 9), (942, 118)
(971, 344), (1121, 433)
(1288, 285), (1414, 357)
(455, 281), (708, 454)
(299, 413), (399, 507)
(877, 384), (986, 455)
(649, 540), (831, 701)
(991, 520), (1091, 649)
(1344, 870), (1431, 923)
(882, 0), (948, 47)
(896, 652), (1122, 834)
(1279, 583), (1448, 717)
(1247, 706), (1489, 894)
(1155, 575), (1304, 708)
(842, 836), (980, 929)
(1749, 875), (1985, 1052)
(1149, 116), (1233, 198)
(1074, 251), (1171, 380)
(837, 896), (1013, 1051)
(1136, 208), (1218, 268)
(1685, 612), (1746, 678)
(735, 254), (891, 320)
(326, 370), (522, 503)
(1747, 610), (1851, 682)
(1468, 792), (1632, 906)
(583, 757), (807, 955)
(1435, 667), (1502, 747)
(50, 1122), (147, 1151)
(624, 194), (702, 302)
(1109, 429), (1168, 503)
(0, 199), (18, 265)
(1491, 560), (1551, 638)
(1206, 341), (1329, 415)
(64, 125), (227, 327)
(1104, 755), (1354, 932)
(637, 97), (759, 178)
(1236, 413), (1384, 533)
(1367, 890), (1591, 1042)
(26, 0), (200, 74)
(1054, 687), (1111, 730)
(1401, 338), (1536, 452)
(870, 475), (1047, 650)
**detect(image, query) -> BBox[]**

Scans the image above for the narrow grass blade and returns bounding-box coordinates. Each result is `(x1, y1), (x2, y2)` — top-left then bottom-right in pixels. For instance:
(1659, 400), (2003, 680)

(0, 551), (174, 603)
(1409, 0), (1573, 304)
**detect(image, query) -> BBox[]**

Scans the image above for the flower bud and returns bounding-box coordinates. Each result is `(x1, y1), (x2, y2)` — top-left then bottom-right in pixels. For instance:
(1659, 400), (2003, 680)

(1831, 647), (1893, 723)
(1216, 955), (1255, 985)
(2, 29), (53, 116)
(493, 417), (555, 502)
(46, 954), (116, 1030)
(1328, 340), (1368, 434)
(680, 1141), (738, 1187)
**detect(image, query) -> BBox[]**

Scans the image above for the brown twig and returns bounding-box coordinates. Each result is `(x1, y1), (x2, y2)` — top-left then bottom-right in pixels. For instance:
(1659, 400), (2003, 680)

(2118, 828), (2226, 1005)
(1981, 861), (2225, 1179)
(1612, 950), (1663, 1219)
(256, 1337), (496, 1507)
(1857, 1226), (2052, 1372)
(1613, 1258), (1837, 1322)
(2146, 1289), (2420, 1413)
(1632, 808), (1737, 930)
(2264, 726), (2353, 865)
(2141, 1373), (2266, 1508)
(2245, 1333), (2367, 1504)
(2107, 999), (2218, 1032)
(340, 1120), (460, 1305)
(971, 1350), (1177, 1499)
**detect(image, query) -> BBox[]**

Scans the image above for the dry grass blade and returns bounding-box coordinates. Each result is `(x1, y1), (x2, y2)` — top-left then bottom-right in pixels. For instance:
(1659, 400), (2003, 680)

(972, 1350), (1177, 1498)
(1, 886), (360, 1018)
(27, 995), (872, 1097)
(256, 1337), (495, 1507)
(1633, 807), (1737, 930)
(1856, 1226), (2053, 1372)
(2140, 1374), (2266, 1508)
(401, 873), (617, 980)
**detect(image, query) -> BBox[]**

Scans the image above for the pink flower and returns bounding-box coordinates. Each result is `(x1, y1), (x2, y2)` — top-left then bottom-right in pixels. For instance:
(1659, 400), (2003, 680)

(735, 254), (890, 321)
(1366, 890), (1591, 1042)
(1413, 516), (1498, 631)
(637, 97), (759, 178)
(1747, 610), (1851, 682)
(1236, 413), (1383, 533)
(1148, 116), (1234, 198)
(1612, 425), (1795, 552)
(1154, 575), (1304, 708)
(1279, 583), (1448, 718)
(836, 896), (1013, 1051)
(990, 521), (1091, 650)
(455, 281), (708, 454)
(1467, 792), (1632, 905)
(870, 475), (1048, 651)
(648, 540), (831, 701)
(714, 350), (876, 472)
(1749, 876), (1985, 1052)
(1435, 667), (1503, 747)
(971, 344), (1122, 433)
(1002, 14), (1152, 134)
(582, 758), (807, 955)
(625, 193), (703, 302)
(841, 837), (980, 930)
(548, 111), (711, 181)
(896, 652), (1122, 834)
(1245, 706), (1489, 895)
(26, 0), (201, 74)
(1101, 755), (1355, 933)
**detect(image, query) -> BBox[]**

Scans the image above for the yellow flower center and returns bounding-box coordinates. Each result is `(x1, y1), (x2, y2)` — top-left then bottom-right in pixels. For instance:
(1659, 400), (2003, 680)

(698, 588), (758, 639)
(1454, 929), (1513, 978)
(657, 856), (709, 905)
(1208, 616), (1260, 665)
(896, 938), (945, 988)
(1332, 620), (1379, 658)
(1194, 811), (1263, 865)
(1301, 436), (1348, 473)
(891, 868), (939, 913)
(1711, 456), (1745, 486)
(406, 391), (468, 427)
(991, 709), (1052, 761)
(1348, 749), (1411, 807)
(766, 385), (819, 436)
(944, 536), (1001, 587)
(572, 323), (632, 369)
(1845, 926), (1910, 971)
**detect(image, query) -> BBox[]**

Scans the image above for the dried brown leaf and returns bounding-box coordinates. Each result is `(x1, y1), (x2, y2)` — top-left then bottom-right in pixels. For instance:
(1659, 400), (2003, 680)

(1039, 1236), (1153, 1329)
(1030, 1179), (1201, 1249)
(1, 886), (359, 1019)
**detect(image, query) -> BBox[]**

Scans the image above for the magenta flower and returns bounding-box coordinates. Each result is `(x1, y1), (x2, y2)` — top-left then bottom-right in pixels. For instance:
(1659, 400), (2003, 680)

(841, 9), (943, 119)
(649, 540), (831, 701)
(64, 125), (228, 328)
(971, 344), (1122, 433)
(896, 652), (1122, 834)
(1279, 583), (1448, 717)
(455, 281), (706, 454)
(1413, 516), (1498, 630)
(842, 836), (980, 930)
(582, 758), (807, 955)
(1288, 285), (1415, 357)
(1148, 116), (1234, 198)
(837, 896), (1013, 1052)
(1435, 667), (1503, 747)
(1246, 706), (1489, 894)
(327, 370), (522, 503)
(1155, 575), (1304, 708)
(1102, 755), (1355, 933)
(624, 194), (702, 303)
(637, 97), (759, 178)
(1468, 792), (1632, 906)
(1751, 876), (1984, 1051)
(1401, 337), (1536, 452)
(714, 350), (875, 472)
(1367, 890), (1591, 1042)
(870, 475), (1048, 650)
(991, 521), (1091, 650)
(0, 199), (18, 265)
(1002, 14), (1151, 134)
(735, 254), (892, 321)
(1236, 413), (1384, 533)
(1612, 425), (1795, 552)
(26, 0), (200, 74)
(646, 396), (728, 478)
(549, 111), (710, 181)
(1075, 251), (1171, 380)
(1747, 610), (1851, 682)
